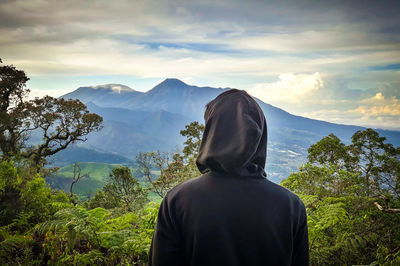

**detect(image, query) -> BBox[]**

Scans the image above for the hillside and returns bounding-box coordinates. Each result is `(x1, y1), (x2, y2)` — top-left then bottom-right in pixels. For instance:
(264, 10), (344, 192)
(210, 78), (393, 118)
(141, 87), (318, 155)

(46, 162), (121, 196)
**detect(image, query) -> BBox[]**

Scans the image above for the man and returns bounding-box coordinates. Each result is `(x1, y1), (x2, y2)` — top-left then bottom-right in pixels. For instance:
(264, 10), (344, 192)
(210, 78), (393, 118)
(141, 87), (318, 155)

(149, 89), (309, 266)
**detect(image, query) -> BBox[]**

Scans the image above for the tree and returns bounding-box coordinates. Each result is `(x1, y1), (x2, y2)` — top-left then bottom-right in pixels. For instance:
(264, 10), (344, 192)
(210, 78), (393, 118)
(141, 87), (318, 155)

(103, 166), (147, 211)
(0, 160), (70, 230)
(137, 121), (204, 198)
(349, 128), (400, 197)
(136, 151), (172, 198)
(281, 129), (400, 265)
(69, 163), (88, 206)
(180, 121), (204, 159)
(306, 129), (400, 199)
(0, 60), (103, 169)
(307, 133), (352, 169)
(281, 163), (362, 199)
(0, 60), (30, 159)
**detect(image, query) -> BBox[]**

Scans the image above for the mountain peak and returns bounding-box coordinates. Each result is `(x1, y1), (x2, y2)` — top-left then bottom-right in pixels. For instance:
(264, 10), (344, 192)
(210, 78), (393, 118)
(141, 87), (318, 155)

(146, 78), (190, 95)
(158, 78), (187, 87)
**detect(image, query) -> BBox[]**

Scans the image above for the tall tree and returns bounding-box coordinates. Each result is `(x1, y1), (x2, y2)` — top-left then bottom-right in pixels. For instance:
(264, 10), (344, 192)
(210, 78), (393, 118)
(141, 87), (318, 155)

(103, 166), (147, 211)
(0, 60), (30, 158)
(349, 128), (400, 197)
(0, 60), (103, 168)
(307, 133), (352, 169)
(306, 129), (399, 198)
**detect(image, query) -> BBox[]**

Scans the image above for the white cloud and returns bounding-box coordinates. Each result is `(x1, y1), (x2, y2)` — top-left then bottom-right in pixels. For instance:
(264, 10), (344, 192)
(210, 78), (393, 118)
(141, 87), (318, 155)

(301, 92), (400, 130)
(248, 72), (324, 104)
(1, 0), (399, 130)
(361, 92), (385, 103)
(351, 95), (400, 117)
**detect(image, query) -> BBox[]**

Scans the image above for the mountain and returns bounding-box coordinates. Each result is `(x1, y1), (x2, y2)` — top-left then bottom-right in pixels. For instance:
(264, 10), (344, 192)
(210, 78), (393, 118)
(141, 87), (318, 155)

(76, 103), (191, 158)
(124, 79), (228, 119)
(48, 146), (129, 167)
(61, 84), (142, 108)
(85, 102), (190, 141)
(59, 79), (400, 182)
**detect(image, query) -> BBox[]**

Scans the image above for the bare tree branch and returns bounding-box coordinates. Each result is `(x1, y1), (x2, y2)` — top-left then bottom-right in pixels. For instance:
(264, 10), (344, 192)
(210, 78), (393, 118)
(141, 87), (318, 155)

(374, 202), (400, 213)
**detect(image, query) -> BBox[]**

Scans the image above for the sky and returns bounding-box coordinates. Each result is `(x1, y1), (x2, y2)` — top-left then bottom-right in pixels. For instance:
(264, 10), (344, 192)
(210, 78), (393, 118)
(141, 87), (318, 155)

(1, 0), (400, 130)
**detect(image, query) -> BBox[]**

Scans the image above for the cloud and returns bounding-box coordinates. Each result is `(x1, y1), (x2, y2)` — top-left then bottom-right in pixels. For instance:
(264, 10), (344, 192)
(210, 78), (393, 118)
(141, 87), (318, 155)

(361, 92), (385, 103)
(352, 93), (400, 116)
(248, 72), (324, 104)
(1, 0), (399, 78)
(302, 92), (400, 130)
(0, 0), (399, 130)
(302, 108), (400, 130)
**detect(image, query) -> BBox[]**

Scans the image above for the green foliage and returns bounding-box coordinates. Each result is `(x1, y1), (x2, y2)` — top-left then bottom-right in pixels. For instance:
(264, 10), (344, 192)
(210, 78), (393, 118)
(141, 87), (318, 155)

(103, 166), (148, 212)
(0, 228), (37, 265)
(282, 164), (363, 198)
(3, 92), (399, 266)
(307, 133), (350, 167)
(0, 62), (162, 265)
(85, 189), (118, 210)
(307, 128), (400, 198)
(59, 249), (106, 265)
(0, 161), (71, 231)
(282, 128), (400, 265)
(0, 60), (103, 168)
(350, 128), (400, 197)
(376, 245), (400, 265)
(34, 202), (159, 265)
(0, 160), (21, 193)
(180, 121), (204, 159)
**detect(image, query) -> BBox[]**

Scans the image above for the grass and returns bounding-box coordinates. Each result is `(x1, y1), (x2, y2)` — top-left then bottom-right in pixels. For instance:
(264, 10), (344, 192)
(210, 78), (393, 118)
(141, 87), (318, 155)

(47, 162), (161, 198)
(48, 162), (124, 196)
(55, 162), (122, 181)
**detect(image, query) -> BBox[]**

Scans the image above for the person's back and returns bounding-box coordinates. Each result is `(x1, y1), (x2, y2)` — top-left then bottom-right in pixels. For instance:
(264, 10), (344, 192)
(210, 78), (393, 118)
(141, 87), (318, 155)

(149, 89), (309, 266)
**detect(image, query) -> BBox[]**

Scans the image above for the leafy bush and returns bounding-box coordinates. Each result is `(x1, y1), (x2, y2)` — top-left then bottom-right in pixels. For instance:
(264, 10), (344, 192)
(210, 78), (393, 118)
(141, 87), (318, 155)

(35, 202), (159, 265)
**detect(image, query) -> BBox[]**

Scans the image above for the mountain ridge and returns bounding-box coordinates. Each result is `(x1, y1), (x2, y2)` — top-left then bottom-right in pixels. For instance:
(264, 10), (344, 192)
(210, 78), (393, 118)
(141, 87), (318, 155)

(58, 78), (400, 182)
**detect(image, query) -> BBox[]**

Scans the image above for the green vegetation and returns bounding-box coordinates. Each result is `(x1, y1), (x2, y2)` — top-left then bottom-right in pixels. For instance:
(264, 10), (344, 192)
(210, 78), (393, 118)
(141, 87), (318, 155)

(0, 119), (203, 265)
(1, 60), (399, 265)
(281, 129), (400, 265)
(0, 60), (204, 264)
(55, 162), (119, 182)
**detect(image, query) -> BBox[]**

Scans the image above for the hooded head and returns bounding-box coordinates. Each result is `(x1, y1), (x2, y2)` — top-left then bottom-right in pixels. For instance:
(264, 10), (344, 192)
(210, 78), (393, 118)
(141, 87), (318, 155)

(196, 89), (267, 179)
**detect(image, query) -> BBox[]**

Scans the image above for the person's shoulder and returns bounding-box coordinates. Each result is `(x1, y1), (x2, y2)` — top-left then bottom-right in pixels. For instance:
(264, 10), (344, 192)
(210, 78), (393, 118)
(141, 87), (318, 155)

(265, 179), (305, 207)
(164, 175), (204, 199)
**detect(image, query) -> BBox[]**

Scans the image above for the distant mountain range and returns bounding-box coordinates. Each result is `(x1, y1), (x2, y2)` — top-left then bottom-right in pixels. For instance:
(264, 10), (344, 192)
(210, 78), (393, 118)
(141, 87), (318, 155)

(56, 78), (400, 182)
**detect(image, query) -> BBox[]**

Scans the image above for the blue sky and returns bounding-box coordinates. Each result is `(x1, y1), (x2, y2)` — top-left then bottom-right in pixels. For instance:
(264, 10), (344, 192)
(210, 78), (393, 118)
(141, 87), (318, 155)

(1, 0), (399, 129)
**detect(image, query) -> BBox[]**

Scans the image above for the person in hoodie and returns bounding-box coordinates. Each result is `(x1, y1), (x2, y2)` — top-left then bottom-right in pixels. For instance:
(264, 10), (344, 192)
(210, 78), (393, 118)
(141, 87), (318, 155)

(149, 89), (309, 266)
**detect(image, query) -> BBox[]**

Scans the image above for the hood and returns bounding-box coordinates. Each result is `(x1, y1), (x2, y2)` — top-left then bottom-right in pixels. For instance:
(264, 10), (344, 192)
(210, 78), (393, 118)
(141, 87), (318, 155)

(196, 89), (267, 178)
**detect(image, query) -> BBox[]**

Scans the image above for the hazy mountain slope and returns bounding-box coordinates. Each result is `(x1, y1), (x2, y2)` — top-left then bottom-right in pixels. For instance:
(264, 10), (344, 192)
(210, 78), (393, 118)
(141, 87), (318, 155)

(81, 120), (169, 158)
(48, 146), (129, 167)
(85, 102), (191, 142)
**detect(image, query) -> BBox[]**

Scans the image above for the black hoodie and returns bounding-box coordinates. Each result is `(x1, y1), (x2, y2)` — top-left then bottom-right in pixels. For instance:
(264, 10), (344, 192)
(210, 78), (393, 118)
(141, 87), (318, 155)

(149, 89), (309, 266)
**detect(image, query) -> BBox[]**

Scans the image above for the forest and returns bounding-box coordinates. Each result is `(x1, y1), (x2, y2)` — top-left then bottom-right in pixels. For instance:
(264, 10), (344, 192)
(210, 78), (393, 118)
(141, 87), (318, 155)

(1, 60), (400, 265)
